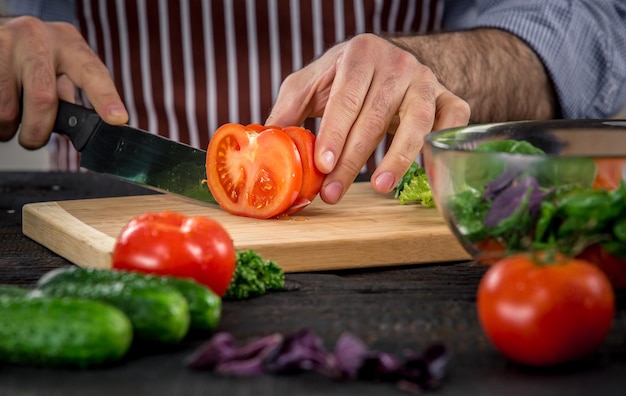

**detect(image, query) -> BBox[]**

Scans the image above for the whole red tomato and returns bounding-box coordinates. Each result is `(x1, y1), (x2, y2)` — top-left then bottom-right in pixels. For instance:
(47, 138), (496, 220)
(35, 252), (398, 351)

(112, 211), (236, 296)
(206, 123), (322, 219)
(477, 252), (615, 367)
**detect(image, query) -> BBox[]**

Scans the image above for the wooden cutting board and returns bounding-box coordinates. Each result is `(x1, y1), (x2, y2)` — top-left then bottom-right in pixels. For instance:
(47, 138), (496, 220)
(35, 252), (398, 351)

(22, 182), (470, 272)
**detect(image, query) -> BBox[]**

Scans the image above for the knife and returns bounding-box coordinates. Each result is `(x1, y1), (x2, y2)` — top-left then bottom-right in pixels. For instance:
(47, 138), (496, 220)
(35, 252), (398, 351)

(52, 100), (217, 204)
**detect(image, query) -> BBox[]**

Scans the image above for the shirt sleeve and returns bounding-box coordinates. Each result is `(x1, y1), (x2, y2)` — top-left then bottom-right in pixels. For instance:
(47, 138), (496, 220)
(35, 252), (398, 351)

(4, 0), (76, 24)
(444, 0), (626, 119)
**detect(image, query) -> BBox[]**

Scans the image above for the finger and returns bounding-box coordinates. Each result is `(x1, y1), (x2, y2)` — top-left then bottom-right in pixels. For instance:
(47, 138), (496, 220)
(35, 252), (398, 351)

(322, 38), (432, 203)
(11, 19), (59, 149)
(51, 22), (128, 125)
(341, 52), (429, 198)
(57, 74), (77, 103)
(265, 71), (317, 128)
(320, 74), (401, 203)
(265, 44), (341, 128)
(432, 90), (471, 131)
(387, 115), (400, 135)
(368, 70), (441, 194)
(314, 36), (384, 175)
(0, 58), (20, 143)
(0, 19), (28, 143)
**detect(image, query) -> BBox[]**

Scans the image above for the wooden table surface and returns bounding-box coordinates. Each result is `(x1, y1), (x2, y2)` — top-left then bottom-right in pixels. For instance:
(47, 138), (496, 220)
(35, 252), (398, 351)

(1, 171), (625, 396)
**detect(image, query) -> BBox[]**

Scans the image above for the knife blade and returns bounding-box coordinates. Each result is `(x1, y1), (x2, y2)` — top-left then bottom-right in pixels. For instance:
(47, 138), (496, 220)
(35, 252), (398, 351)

(53, 100), (217, 204)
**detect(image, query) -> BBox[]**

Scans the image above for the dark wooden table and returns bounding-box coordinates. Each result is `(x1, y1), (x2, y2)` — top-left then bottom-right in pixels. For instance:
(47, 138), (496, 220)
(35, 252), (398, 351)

(1, 171), (625, 396)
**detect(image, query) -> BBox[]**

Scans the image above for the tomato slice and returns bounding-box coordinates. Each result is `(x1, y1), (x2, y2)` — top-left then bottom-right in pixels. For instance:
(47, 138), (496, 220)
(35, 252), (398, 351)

(206, 123), (303, 219)
(283, 126), (324, 215)
(243, 123), (270, 133)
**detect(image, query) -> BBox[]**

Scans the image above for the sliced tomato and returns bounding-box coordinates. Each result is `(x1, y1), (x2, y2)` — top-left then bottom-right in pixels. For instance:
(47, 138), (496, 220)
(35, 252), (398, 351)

(206, 123), (303, 219)
(283, 126), (324, 214)
(243, 123), (271, 133)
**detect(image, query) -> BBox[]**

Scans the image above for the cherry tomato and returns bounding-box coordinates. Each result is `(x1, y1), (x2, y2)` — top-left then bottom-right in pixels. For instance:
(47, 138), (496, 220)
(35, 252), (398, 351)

(477, 252), (615, 367)
(112, 211), (236, 297)
(206, 123), (324, 219)
(592, 158), (624, 190)
(282, 126), (324, 215)
(473, 237), (507, 265)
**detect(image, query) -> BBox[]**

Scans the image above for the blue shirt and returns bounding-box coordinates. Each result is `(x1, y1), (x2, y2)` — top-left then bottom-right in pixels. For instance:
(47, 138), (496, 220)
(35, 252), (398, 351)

(6, 0), (626, 120)
(445, 0), (626, 119)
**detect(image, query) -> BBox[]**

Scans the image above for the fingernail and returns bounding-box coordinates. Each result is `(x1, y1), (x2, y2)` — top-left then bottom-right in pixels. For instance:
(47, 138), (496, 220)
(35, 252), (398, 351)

(108, 104), (128, 120)
(322, 181), (343, 204)
(374, 172), (396, 192)
(321, 151), (335, 172)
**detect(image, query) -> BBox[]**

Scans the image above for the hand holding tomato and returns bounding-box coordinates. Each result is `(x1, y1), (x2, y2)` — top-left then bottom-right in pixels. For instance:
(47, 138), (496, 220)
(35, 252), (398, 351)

(477, 252), (615, 367)
(112, 211), (236, 297)
(265, 34), (470, 204)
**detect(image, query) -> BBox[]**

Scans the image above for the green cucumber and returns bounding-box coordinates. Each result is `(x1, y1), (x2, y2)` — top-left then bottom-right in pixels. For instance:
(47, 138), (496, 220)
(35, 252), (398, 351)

(37, 270), (190, 344)
(0, 285), (31, 297)
(38, 267), (221, 332)
(0, 295), (132, 368)
(150, 276), (221, 332)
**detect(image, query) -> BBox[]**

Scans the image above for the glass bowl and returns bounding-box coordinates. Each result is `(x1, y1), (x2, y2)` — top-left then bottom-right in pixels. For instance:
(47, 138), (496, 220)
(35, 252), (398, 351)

(422, 119), (626, 289)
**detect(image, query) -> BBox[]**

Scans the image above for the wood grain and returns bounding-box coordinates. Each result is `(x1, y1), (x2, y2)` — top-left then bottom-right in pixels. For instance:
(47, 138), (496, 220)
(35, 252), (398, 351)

(22, 183), (470, 272)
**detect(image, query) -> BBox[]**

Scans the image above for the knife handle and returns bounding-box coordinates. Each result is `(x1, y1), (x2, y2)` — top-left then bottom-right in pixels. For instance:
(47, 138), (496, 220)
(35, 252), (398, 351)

(53, 100), (103, 152)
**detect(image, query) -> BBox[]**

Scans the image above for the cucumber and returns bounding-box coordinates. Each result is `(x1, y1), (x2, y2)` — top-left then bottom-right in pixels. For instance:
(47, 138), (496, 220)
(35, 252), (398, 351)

(0, 295), (132, 368)
(37, 270), (190, 344)
(0, 285), (31, 297)
(150, 276), (221, 332)
(38, 267), (221, 332)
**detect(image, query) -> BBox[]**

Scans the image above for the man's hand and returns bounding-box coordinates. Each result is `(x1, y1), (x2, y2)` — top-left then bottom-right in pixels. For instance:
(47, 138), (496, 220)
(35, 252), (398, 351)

(0, 16), (127, 149)
(266, 33), (470, 204)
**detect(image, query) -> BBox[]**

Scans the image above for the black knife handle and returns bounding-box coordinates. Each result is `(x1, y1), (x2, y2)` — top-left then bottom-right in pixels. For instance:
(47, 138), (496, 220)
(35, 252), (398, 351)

(53, 100), (103, 152)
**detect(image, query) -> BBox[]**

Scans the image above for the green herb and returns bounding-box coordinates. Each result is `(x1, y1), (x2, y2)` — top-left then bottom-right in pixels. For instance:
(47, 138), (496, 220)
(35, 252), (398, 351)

(449, 188), (491, 242)
(224, 250), (285, 300)
(535, 157), (597, 188)
(464, 139), (546, 189)
(448, 138), (626, 258)
(474, 140), (546, 155)
(394, 162), (435, 207)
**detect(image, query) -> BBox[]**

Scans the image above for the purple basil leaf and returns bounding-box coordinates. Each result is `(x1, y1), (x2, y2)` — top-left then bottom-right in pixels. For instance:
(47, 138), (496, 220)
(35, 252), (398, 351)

(484, 167), (523, 199)
(186, 329), (450, 393)
(331, 332), (368, 380)
(398, 342), (449, 390)
(215, 356), (265, 376)
(185, 332), (236, 369)
(418, 342), (448, 383)
(263, 329), (329, 374)
(358, 351), (402, 381)
(484, 177), (542, 227)
(230, 333), (284, 361)
(186, 332), (283, 374)
(527, 185), (550, 219)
